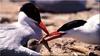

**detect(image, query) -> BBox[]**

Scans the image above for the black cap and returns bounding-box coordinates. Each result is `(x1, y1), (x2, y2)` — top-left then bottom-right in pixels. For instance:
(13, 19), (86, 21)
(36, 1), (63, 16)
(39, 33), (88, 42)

(20, 3), (41, 23)
(57, 20), (86, 31)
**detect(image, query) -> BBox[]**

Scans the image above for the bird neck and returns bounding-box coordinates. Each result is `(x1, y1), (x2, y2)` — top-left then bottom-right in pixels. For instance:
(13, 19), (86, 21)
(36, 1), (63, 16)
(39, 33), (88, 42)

(17, 12), (28, 24)
(17, 12), (37, 26)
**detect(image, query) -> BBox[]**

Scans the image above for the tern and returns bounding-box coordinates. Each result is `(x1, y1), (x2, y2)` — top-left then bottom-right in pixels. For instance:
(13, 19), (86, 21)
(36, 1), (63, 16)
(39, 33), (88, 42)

(0, 3), (49, 56)
(44, 14), (100, 44)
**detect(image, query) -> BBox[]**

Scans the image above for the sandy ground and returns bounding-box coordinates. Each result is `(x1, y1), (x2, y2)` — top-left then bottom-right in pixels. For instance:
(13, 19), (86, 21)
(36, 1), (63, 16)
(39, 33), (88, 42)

(0, 1), (100, 56)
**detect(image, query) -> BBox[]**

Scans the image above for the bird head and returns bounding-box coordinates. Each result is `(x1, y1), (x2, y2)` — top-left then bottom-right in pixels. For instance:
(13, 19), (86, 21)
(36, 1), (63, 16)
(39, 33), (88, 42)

(45, 20), (86, 41)
(20, 3), (49, 35)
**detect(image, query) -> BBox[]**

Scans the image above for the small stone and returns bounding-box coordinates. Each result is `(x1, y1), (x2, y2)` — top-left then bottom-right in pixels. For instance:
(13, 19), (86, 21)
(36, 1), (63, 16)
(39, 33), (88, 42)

(95, 46), (100, 50)
(89, 52), (98, 56)
(55, 43), (62, 48)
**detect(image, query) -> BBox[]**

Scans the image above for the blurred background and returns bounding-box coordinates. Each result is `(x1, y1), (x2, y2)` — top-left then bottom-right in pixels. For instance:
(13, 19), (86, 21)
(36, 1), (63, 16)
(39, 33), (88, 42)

(0, 0), (100, 56)
(0, 0), (99, 31)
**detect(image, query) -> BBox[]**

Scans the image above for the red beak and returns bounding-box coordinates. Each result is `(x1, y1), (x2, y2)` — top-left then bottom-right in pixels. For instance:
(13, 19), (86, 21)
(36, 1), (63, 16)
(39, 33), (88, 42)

(39, 20), (49, 35)
(45, 31), (62, 41)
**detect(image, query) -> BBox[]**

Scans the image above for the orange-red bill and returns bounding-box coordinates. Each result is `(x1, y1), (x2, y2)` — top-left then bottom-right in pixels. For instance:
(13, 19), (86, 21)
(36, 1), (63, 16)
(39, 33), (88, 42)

(39, 21), (49, 35)
(45, 31), (62, 41)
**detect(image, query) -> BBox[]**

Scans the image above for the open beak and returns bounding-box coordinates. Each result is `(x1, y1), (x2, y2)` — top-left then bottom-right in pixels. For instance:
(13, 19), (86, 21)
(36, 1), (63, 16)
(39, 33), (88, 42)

(44, 31), (63, 41)
(39, 20), (49, 35)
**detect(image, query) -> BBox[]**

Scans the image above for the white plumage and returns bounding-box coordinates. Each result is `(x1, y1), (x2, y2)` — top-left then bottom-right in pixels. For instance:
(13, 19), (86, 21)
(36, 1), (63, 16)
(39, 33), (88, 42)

(45, 14), (100, 44)
(66, 14), (100, 44)
(0, 3), (50, 56)
(0, 11), (41, 56)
